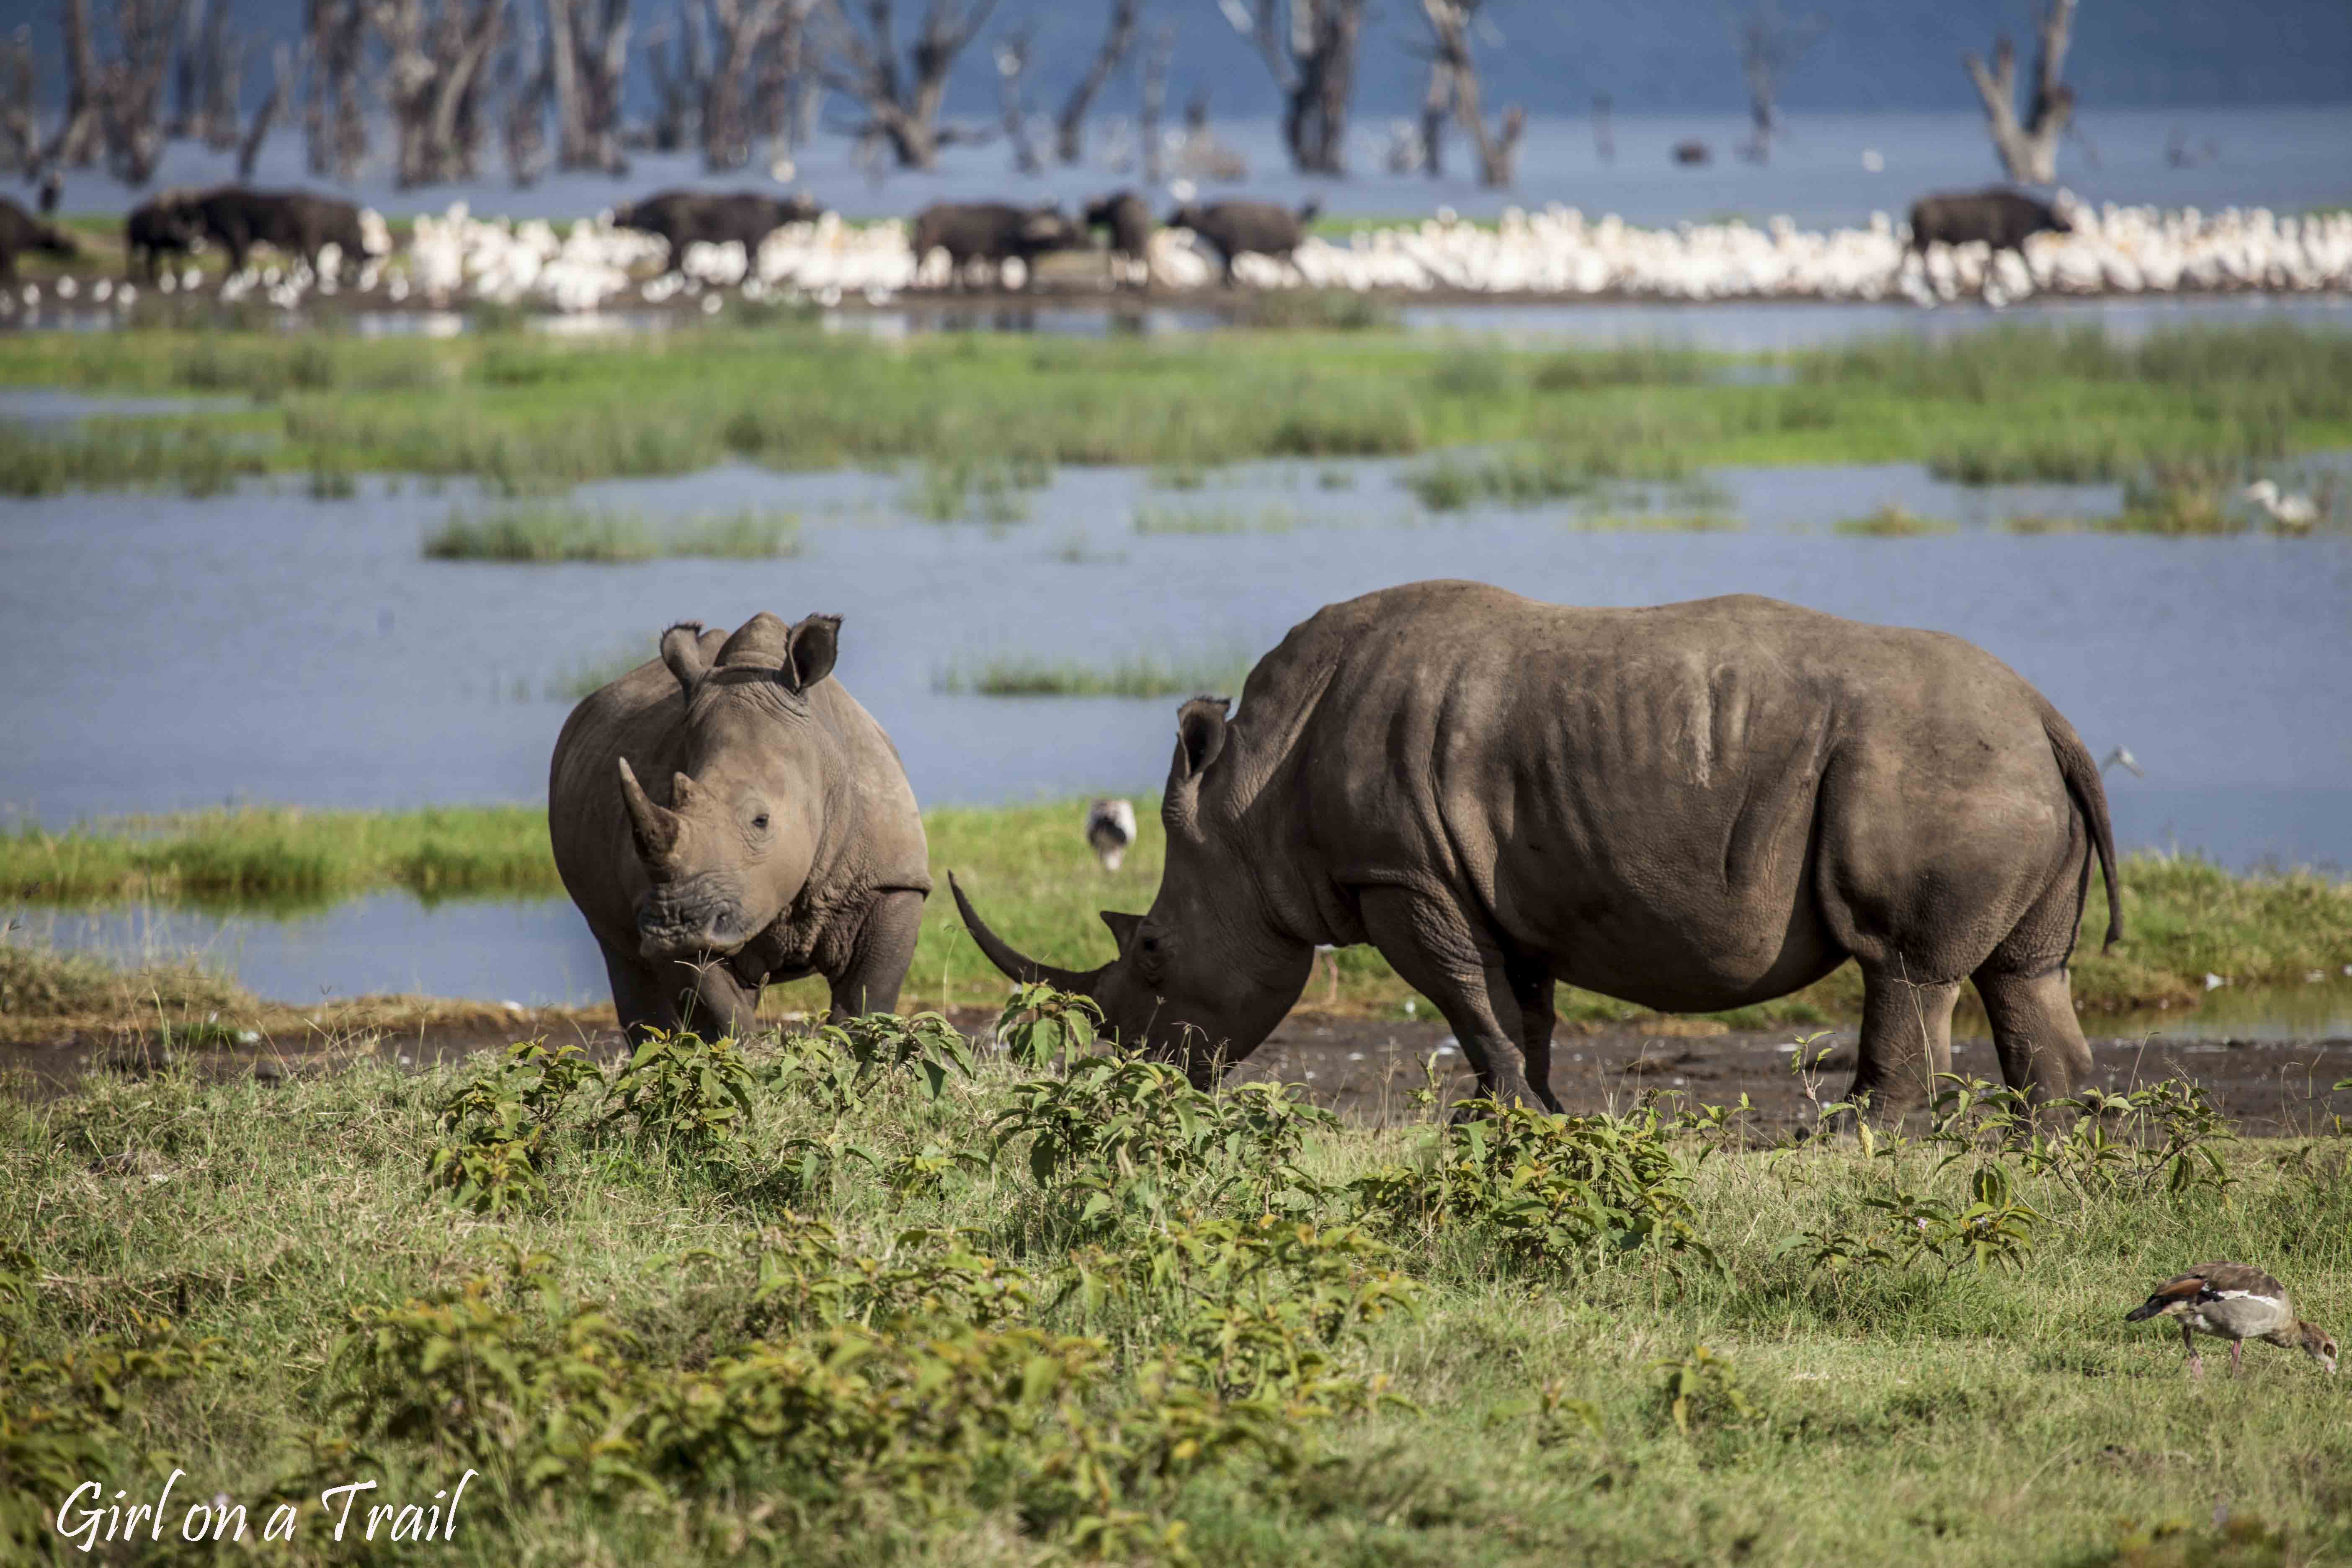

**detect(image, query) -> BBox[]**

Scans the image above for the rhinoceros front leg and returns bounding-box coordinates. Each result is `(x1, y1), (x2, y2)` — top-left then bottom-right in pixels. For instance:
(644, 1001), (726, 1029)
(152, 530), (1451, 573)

(603, 941), (762, 1043)
(1845, 963), (1963, 1122)
(1358, 886), (1553, 1112)
(826, 888), (926, 1021)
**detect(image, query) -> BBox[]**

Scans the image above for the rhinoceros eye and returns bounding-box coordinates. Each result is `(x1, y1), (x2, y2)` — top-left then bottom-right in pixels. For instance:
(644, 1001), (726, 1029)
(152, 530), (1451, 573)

(751, 813), (770, 831)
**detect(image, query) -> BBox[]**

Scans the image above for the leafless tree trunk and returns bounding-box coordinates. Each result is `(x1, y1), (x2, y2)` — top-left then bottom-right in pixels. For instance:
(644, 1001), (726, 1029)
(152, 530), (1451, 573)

(76, 0), (188, 186)
(237, 41), (290, 177)
(0, 26), (39, 175)
(812, 0), (998, 170)
(699, 0), (810, 171)
(992, 22), (1038, 173)
(50, 0), (108, 169)
(644, 5), (703, 151)
(1218, 0), (1364, 176)
(1729, 1), (1823, 164)
(373, 0), (504, 187)
(497, 9), (549, 182)
(1417, 0), (1521, 187)
(1052, 0), (1135, 165)
(197, 1), (248, 150)
(305, 0), (371, 180)
(547, 0), (629, 172)
(1591, 91), (1612, 163)
(170, 0), (202, 137)
(1964, 0), (2076, 183)
(1137, 18), (1170, 183)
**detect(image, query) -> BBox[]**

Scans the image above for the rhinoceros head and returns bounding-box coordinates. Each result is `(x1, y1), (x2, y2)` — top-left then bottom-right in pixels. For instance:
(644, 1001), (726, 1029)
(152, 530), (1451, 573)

(952, 695), (1313, 1084)
(618, 612), (841, 965)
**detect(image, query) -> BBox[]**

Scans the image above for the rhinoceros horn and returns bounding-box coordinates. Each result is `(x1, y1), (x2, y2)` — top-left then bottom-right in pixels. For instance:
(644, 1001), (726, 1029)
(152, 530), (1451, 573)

(949, 872), (1106, 995)
(616, 756), (681, 867)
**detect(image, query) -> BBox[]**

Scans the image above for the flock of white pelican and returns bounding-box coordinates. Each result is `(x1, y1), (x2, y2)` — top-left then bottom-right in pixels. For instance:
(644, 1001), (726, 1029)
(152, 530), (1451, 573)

(7, 197), (2350, 319)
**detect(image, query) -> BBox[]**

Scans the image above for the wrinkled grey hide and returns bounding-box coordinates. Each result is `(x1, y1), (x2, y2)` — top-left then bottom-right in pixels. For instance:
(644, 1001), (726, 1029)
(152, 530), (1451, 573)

(956, 583), (2122, 1118)
(550, 613), (930, 1040)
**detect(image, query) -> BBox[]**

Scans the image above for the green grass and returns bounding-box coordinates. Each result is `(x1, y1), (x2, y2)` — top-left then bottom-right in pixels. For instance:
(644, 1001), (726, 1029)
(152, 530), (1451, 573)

(9, 807), (2344, 1027)
(931, 652), (1256, 699)
(1131, 502), (1299, 534)
(423, 505), (803, 562)
(1835, 503), (1957, 537)
(0, 1014), (2347, 1565)
(5, 324), (2345, 495)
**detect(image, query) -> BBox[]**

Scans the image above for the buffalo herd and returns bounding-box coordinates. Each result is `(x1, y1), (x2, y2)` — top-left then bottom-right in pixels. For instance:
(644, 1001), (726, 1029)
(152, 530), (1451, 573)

(0, 180), (2075, 298)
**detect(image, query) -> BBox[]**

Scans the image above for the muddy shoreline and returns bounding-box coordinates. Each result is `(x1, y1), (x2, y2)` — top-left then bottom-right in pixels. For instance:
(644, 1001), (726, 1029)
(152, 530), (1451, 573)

(10, 1008), (2346, 1135)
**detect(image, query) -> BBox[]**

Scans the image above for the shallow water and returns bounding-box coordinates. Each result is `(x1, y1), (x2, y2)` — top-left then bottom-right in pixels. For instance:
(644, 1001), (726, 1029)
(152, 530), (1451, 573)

(12, 892), (2351, 1032)
(2, 451), (2347, 876)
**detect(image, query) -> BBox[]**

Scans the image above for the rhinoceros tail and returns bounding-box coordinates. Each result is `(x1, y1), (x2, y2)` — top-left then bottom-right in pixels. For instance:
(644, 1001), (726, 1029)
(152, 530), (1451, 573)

(2041, 702), (2123, 950)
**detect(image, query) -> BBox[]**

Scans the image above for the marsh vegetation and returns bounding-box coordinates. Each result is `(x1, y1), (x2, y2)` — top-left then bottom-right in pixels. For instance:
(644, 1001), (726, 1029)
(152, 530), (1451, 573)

(0, 990), (2345, 1564)
(423, 504), (804, 562)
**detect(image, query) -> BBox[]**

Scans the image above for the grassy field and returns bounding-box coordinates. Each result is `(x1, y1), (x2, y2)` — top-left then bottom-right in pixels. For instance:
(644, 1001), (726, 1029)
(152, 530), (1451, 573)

(5, 805), (2350, 1029)
(0, 325), (2347, 500)
(1, 1003), (2347, 1565)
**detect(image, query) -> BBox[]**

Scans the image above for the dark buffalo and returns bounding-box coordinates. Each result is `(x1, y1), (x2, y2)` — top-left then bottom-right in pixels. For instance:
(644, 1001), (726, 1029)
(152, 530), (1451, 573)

(1908, 188), (2073, 259)
(125, 191), (202, 283)
(954, 583), (2125, 1120)
(1162, 198), (1320, 285)
(0, 197), (75, 284)
(1084, 190), (1153, 287)
(610, 189), (825, 272)
(182, 187), (368, 278)
(909, 201), (1086, 289)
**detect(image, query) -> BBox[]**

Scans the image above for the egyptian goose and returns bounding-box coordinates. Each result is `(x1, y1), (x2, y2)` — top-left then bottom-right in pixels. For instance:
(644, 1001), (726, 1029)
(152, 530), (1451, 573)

(2126, 1261), (2338, 1377)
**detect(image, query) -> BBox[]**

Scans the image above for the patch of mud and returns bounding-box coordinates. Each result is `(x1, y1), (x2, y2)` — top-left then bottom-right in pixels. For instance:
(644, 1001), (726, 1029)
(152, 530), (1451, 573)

(7, 1010), (2348, 1136)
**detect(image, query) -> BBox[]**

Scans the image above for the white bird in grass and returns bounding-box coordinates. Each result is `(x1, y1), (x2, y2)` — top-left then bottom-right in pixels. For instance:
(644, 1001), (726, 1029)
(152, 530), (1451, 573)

(2099, 745), (2144, 778)
(2242, 480), (2318, 534)
(1084, 798), (1137, 872)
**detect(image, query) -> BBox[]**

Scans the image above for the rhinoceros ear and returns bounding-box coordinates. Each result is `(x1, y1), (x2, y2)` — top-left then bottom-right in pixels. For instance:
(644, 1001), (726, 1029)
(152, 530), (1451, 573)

(659, 622), (710, 696)
(1173, 696), (1229, 781)
(781, 614), (841, 692)
(1099, 910), (1144, 951)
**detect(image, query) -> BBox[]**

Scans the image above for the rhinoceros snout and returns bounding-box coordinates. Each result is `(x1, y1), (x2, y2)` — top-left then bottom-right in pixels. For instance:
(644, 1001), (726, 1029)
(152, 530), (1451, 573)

(635, 894), (752, 961)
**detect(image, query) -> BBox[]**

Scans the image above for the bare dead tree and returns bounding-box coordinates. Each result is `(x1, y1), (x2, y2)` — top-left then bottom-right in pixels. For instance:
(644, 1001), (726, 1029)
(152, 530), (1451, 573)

(1727, 0), (1822, 164)
(198, 0), (249, 150)
(0, 26), (39, 175)
(1137, 18), (1169, 183)
(237, 41), (291, 178)
(699, 0), (812, 170)
(50, 0), (108, 170)
(497, 8), (549, 182)
(1053, 0), (1136, 165)
(1964, 0), (2076, 183)
(86, 0), (187, 186)
(744, 0), (815, 163)
(374, 0), (505, 187)
(992, 22), (1039, 173)
(305, 0), (371, 180)
(1217, 0), (1364, 176)
(812, 0), (999, 170)
(1591, 91), (1612, 163)
(547, 0), (630, 172)
(169, 0), (203, 137)
(643, 5), (704, 151)
(1414, 0), (1520, 186)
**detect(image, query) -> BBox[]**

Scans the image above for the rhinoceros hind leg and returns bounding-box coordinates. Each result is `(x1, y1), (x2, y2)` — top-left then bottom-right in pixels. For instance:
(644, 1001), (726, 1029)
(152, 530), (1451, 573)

(828, 888), (926, 1021)
(1971, 965), (2092, 1103)
(1502, 950), (1565, 1114)
(1357, 886), (1543, 1112)
(1845, 965), (1963, 1123)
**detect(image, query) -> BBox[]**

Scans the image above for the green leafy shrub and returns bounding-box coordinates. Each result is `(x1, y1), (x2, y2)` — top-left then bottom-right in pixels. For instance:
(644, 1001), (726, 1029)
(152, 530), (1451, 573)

(1650, 1343), (1752, 1436)
(600, 1031), (761, 1150)
(1350, 1100), (1711, 1271)
(426, 1040), (601, 1213)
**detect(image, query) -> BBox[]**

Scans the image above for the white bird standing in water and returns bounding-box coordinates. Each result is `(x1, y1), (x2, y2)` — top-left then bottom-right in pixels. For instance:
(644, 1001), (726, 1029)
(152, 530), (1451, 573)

(1085, 799), (1137, 872)
(2242, 480), (2319, 534)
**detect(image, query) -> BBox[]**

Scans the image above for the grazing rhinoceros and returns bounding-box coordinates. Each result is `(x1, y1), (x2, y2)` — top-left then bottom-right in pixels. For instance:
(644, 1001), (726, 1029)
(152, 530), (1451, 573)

(954, 583), (2122, 1117)
(550, 613), (930, 1040)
